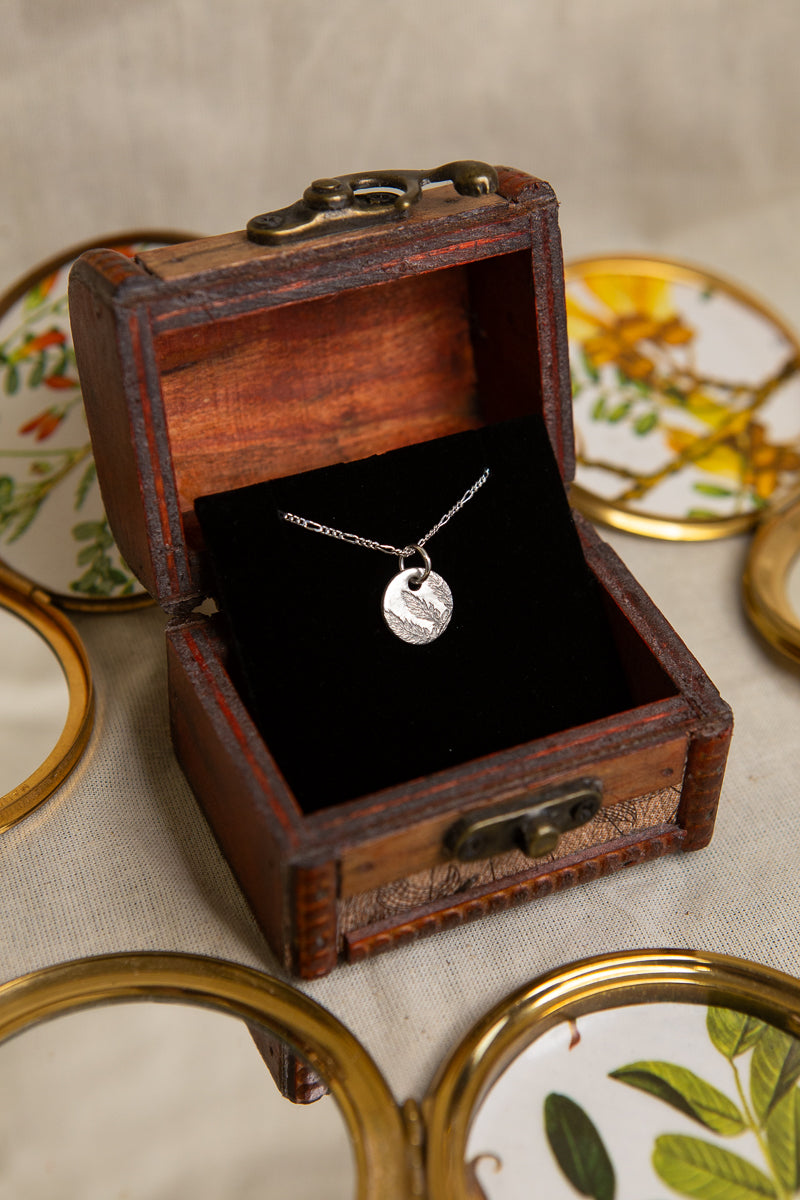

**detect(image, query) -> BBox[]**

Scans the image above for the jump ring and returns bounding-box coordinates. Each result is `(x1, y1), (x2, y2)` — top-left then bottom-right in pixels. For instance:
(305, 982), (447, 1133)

(398, 542), (431, 586)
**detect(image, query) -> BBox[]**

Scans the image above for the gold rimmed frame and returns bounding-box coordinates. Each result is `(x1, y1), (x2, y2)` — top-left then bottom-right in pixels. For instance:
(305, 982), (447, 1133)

(0, 230), (195, 612)
(0, 952), (409, 1200)
(4, 949), (800, 1196)
(743, 490), (800, 663)
(424, 948), (800, 1198)
(0, 564), (94, 832)
(566, 254), (800, 541)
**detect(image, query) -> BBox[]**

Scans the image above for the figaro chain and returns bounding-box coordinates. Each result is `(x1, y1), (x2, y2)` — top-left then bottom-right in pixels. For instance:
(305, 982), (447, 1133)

(279, 467), (490, 558)
(278, 467), (491, 646)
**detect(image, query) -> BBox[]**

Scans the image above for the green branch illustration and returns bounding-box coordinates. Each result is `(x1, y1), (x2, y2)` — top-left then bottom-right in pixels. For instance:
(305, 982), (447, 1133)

(0, 444), (92, 543)
(609, 1007), (800, 1200)
(0, 293), (69, 359)
(1, 276), (136, 597)
(70, 518), (135, 597)
(540, 1008), (800, 1200)
(575, 350), (800, 512)
(617, 356), (799, 503)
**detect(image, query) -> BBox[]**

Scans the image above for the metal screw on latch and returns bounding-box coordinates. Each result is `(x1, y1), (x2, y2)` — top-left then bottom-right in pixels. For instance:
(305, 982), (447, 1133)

(303, 178), (353, 211)
(519, 821), (562, 859)
(571, 798), (599, 825)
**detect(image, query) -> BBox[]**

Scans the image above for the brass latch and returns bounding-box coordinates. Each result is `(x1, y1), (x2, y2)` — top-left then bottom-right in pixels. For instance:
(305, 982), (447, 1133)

(445, 779), (603, 862)
(246, 160), (499, 245)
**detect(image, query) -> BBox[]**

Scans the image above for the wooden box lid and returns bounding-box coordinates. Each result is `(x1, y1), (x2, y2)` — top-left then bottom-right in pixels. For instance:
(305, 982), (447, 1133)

(69, 164), (573, 613)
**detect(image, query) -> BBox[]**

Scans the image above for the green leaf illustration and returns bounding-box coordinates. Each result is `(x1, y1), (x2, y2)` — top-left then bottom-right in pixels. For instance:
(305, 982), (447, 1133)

(693, 483), (735, 498)
(592, 395), (608, 420)
(68, 516), (134, 597)
(610, 1061), (745, 1135)
(766, 1086), (800, 1193)
(607, 400), (632, 423)
(5, 499), (39, 543)
(653, 1134), (777, 1199)
(751, 1027), (800, 1123)
(72, 520), (112, 549)
(50, 345), (68, 377)
(543, 1092), (615, 1200)
(73, 519), (108, 541)
(582, 348), (600, 383)
(74, 461), (96, 510)
(634, 411), (658, 435)
(0, 476), (14, 507)
(4, 363), (19, 394)
(28, 352), (46, 387)
(707, 1009), (766, 1060)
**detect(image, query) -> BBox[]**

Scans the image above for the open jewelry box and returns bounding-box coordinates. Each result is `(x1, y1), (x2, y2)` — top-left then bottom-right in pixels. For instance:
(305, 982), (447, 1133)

(69, 163), (732, 985)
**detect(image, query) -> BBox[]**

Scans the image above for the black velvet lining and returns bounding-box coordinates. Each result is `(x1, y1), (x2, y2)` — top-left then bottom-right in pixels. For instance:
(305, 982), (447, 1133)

(195, 417), (633, 812)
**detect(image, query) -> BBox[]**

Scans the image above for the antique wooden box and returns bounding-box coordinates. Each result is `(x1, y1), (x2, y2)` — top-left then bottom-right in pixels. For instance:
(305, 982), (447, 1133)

(69, 163), (732, 983)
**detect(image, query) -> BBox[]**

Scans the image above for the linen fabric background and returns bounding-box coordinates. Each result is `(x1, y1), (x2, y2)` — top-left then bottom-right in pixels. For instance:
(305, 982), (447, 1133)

(2, 1), (800, 1193)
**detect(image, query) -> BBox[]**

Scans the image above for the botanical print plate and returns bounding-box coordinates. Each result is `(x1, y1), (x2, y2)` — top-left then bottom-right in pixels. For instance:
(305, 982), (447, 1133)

(566, 256), (800, 540)
(0, 233), (192, 607)
(467, 999), (800, 1200)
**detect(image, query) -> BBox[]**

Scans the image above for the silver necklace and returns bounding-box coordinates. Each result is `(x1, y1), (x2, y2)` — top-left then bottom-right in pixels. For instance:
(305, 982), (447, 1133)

(279, 468), (490, 645)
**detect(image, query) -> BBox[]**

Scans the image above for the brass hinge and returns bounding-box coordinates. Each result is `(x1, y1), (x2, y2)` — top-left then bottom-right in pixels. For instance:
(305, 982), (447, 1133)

(246, 159), (498, 245)
(402, 1097), (427, 1198)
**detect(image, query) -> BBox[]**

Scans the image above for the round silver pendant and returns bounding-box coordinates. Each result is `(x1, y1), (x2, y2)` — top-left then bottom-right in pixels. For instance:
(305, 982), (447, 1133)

(382, 567), (453, 645)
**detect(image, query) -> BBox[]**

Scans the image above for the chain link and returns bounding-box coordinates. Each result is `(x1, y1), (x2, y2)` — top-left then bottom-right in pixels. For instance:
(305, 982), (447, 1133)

(279, 467), (490, 558)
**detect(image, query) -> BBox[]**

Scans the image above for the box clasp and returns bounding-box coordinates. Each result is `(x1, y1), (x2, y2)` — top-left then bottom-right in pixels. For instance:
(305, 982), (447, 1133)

(246, 160), (498, 244)
(445, 779), (602, 862)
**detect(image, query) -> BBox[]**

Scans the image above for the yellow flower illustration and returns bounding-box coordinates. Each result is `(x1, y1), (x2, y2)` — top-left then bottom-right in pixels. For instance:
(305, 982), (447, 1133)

(743, 422), (800, 500)
(567, 274), (694, 381)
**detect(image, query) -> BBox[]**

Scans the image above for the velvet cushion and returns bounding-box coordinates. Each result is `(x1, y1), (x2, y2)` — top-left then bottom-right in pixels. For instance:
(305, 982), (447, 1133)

(195, 417), (632, 812)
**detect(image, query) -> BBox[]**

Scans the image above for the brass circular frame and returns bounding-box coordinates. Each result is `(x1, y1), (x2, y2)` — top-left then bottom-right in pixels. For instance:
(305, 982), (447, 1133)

(423, 948), (800, 1198)
(565, 254), (800, 541)
(743, 490), (800, 663)
(0, 229), (196, 611)
(0, 564), (94, 832)
(0, 952), (409, 1200)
